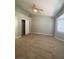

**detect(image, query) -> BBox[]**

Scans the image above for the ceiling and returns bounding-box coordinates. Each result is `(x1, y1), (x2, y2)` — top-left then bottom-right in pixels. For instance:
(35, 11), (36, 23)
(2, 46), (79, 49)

(15, 0), (64, 17)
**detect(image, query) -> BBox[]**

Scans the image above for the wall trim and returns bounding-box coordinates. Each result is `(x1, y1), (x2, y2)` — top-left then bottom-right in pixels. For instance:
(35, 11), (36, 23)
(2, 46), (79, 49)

(31, 32), (53, 36)
(15, 35), (21, 39)
(54, 36), (64, 41)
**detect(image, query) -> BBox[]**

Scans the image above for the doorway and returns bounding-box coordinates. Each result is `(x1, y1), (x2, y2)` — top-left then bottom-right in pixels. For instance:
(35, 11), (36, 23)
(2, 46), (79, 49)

(22, 20), (25, 36)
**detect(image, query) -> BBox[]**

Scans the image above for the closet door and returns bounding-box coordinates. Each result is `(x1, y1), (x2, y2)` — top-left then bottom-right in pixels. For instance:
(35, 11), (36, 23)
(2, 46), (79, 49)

(25, 20), (29, 35)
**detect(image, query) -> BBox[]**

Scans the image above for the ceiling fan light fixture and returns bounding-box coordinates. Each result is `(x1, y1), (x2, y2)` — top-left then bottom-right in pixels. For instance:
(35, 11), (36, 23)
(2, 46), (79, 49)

(33, 8), (38, 12)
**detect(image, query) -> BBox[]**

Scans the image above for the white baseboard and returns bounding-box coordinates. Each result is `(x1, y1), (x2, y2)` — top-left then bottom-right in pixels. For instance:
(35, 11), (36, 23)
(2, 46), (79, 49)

(54, 36), (64, 41)
(24, 33), (31, 36)
(25, 32), (31, 35)
(15, 35), (21, 39)
(15, 33), (31, 39)
(31, 32), (53, 36)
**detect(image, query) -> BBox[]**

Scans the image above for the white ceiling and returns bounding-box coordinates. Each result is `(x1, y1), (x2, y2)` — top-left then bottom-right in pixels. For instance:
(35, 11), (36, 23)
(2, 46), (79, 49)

(15, 0), (64, 17)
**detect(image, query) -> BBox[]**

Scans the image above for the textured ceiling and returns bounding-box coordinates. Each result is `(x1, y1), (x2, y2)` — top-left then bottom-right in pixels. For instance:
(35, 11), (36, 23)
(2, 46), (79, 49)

(15, 0), (64, 17)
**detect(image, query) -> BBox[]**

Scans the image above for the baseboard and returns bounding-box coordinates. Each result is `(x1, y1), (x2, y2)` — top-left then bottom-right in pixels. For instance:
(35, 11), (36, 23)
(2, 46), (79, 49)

(25, 32), (31, 35)
(15, 33), (31, 39)
(25, 33), (31, 36)
(15, 35), (21, 39)
(54, 36), (64, 41)
(31, 32), (53, 36)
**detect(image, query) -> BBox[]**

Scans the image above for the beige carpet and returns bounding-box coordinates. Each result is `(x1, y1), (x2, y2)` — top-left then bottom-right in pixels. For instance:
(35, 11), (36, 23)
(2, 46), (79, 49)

(15, 33), (64, 59)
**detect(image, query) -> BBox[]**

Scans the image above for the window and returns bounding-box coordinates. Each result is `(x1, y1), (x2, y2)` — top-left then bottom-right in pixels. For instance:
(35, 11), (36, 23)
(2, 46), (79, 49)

(57, 14), (64, 33)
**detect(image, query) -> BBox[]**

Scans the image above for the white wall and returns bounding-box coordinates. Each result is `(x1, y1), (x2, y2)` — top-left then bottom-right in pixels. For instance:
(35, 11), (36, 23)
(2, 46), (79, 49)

(31, 15), (54, 36)
(15, 5), (30, 16)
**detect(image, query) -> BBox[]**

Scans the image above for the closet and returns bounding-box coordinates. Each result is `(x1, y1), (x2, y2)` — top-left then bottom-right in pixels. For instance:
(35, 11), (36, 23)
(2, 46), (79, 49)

(15, 11), (31, 38)
(21, 19), (31, 36)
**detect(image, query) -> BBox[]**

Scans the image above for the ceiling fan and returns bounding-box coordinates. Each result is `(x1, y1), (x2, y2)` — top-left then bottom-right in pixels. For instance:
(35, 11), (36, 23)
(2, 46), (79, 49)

(32, 4), (43, 13)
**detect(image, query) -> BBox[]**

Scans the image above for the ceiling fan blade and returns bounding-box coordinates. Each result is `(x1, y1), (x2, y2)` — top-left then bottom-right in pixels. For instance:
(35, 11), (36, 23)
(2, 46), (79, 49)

(38, 9), (43, 11)
(32, 3), (44, 13)
(33, 4), (36, 8)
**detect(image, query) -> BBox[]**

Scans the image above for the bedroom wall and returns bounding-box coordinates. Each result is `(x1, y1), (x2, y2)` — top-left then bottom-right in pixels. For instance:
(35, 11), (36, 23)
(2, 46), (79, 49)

(31, 15), (54, 36)
(15, 5), (30, 16)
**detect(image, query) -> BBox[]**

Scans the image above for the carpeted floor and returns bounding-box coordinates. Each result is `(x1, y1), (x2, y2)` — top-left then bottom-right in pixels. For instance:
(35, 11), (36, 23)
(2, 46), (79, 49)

(15, 33), (64, 59)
